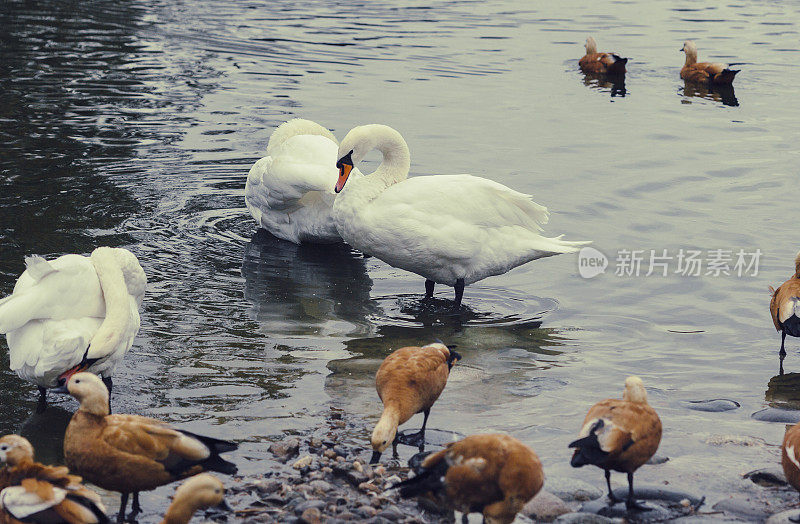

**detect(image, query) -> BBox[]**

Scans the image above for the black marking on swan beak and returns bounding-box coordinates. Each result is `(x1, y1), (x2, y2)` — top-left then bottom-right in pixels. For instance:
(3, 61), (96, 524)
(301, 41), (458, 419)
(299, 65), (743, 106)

(336, 150), (354, 172)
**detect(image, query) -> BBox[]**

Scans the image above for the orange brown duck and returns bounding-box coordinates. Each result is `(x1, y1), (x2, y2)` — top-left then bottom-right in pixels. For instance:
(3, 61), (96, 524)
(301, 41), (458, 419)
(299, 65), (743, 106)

(579, 37), (628, 75)
(370, 342), (461, 464)
(161, 474), (230, 524)
(680, 40), (739, 85)
(396, 433), (544, 524)
(569, 376), (662, 511)
(770, 252), (800, 374)
(55, 372), (237, 523)
(0, 434), (107, 524)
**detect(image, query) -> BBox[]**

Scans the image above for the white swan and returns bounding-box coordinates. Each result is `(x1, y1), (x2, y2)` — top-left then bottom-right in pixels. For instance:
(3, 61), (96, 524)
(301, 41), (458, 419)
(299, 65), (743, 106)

(245, 118), (362, 244)
(332, 124), (589, 307)
(0, 247), (146, 409)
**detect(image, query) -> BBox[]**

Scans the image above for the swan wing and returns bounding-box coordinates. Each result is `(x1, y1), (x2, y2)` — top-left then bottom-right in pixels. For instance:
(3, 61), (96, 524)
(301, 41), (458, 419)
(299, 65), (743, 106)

(0, 255), (103, 334)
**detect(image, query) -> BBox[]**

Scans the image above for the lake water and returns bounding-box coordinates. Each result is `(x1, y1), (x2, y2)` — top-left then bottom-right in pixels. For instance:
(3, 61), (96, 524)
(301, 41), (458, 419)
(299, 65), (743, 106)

(1, 0), (799, 519)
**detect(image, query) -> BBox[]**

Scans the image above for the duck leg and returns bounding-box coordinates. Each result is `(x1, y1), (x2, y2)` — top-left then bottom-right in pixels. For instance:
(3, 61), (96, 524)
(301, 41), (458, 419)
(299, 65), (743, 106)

(399, 409), (430, 451)
(625, 472), (651, 511)
(127, 492), (141, 521)
(605, 470), (622, 505)
(103, 376), (113, 413)
(36, 387), (47, 414)
(425, 280), (435, 299)
(781, 331), (787, 375)
(117, 493), (129, 523)
(453, 279), (465, 308)
(392, 435), (399, 459)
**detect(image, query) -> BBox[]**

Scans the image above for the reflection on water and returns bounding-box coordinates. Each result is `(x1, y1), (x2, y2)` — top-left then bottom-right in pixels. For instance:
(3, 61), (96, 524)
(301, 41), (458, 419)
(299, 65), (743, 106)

(681, 82), (739, 107)
(241, 229), (377, 336)
(766, 373), (800, 410)
(582, 73), (627, 98)
(17, 406), (73, 465)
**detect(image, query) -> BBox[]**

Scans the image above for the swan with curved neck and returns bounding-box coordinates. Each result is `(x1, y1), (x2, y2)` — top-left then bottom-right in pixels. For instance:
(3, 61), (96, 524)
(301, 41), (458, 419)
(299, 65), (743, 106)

(0, 247), (145, 411)
(332, 124), (589, 307)
(245, 118), (363, 244)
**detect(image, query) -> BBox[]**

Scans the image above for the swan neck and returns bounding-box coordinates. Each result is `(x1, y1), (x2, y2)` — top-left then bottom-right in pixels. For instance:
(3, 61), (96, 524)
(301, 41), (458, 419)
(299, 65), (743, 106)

(88, 248), (131, 359)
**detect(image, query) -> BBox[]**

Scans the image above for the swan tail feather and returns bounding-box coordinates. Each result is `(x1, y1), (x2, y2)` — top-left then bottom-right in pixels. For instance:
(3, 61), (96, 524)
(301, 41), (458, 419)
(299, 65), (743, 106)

(534, 236), (592, 255)
(0, 292), (42, 334)
(25, 256), (57, 281)
(266, 119), (337, 156)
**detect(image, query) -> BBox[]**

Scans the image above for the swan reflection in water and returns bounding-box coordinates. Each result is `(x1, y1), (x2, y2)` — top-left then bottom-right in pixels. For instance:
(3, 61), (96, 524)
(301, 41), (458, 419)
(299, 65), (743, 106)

(241, 229), (379, 335)
(582, 73), (627, 98)
(681, 82), (738, 107)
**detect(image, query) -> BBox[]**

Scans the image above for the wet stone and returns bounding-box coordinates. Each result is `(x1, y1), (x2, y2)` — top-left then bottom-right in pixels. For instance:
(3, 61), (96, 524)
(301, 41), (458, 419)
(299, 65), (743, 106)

(299, 507), (323, 524)
(293, 455), (313, 470)
(767, 509), (800, 524)
(522, 490), (571, 521)
(744, 467), (788, 487)
(295, 499), (326, 515)
(713, 497), (773, 520)
(377, 505), (405, 521)
(683, 399), (740, 412)
(546, 477), (604, 502)
(308, 479), (334, 493)
(752, 408), (800, 423)
(357, 505), (378, 518)
(554, 512), (619, 524)
(269, 438), (301, 462)
(580, 487), (703, 521)
(254, 479), (282, 495)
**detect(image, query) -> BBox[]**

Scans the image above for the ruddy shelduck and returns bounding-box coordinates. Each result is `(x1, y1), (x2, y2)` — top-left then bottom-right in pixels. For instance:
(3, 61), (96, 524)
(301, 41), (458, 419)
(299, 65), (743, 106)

(569, 376), (662, 511)
(370, 342), (461, 463)
(579, 37), (628, 75)
(0, 434), (108, 524)
(396, 433), (544, 524)
(56, 373), (237, 523)
(161, 474), (230, 524)
(680, 40), (739, 85)
(770, 252), (800, 374)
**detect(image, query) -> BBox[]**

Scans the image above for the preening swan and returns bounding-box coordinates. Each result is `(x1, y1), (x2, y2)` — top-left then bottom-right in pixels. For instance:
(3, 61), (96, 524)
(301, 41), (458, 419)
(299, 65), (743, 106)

(332, 124), (589, 307)
(0, 247), (145, 410)
(245, 118), (362, 244)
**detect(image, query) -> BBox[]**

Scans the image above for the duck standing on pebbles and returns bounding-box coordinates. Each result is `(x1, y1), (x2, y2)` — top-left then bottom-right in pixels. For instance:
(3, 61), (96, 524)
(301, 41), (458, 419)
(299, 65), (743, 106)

(569, 376), (662, 511)
(770, 252), (800, 374)
(161, 474), (230, 524)
(0, 434), (108, 524)
(579, 37), (628, 75)
(370, 343), (461, 464)
(396, 433), (544, 524)
(680, 40), (739, 85)
(55, 373), (237, 523)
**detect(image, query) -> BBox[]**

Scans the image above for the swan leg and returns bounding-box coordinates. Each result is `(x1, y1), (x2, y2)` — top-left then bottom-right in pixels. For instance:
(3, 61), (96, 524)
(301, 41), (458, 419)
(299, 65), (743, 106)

(103, 376), (113, 413)
(36, 387), (47, 414)
(425, 279), (435, 299)
(453, 279), (465, 308)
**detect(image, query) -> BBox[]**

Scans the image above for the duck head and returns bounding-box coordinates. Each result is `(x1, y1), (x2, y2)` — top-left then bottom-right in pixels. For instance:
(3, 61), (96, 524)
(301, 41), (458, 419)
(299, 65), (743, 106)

(370, 413), (398, 464)
(54, 372), (110, 415)
(0, 435), (34, 467)
(622, 376), (648, 404)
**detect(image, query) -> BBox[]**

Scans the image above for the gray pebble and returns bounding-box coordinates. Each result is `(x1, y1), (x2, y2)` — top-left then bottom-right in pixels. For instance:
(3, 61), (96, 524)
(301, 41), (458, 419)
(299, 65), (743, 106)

(294, 499), (326, 515)
(554, 512), (619, 524)
(767, 509), (800, 524)
(712, 497), (772, 520)
(545, 477), (603, 502)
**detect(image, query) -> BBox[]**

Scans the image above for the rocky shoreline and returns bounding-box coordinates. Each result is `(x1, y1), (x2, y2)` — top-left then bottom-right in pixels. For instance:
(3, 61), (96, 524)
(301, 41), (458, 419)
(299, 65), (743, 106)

(217, 408), (800, 523)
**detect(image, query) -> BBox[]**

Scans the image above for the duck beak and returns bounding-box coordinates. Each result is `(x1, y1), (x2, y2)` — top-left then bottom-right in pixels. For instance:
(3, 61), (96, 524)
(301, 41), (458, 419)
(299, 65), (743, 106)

(369, 450), (382, 464)
(215, 499), (233, 513)
(335, 151), (354, 193)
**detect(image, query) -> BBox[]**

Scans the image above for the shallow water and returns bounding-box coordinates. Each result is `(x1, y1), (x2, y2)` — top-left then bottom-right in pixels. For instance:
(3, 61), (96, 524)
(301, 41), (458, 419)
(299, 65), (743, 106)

(1, 0), (799, 519)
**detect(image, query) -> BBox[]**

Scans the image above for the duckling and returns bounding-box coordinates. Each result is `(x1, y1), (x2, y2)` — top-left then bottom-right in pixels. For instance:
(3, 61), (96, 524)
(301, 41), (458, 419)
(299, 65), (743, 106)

(161, 474), (230, 524)
(770, 252), (800, 375)
(396, 433), (544, 524)
(579, 37), (628, 75)
(0, 434), (108, 524)
(569, 376), (661, 511)
(56, 373), (237, 523)
(680, 40), (739, 85)
(370, 343), (461, 464)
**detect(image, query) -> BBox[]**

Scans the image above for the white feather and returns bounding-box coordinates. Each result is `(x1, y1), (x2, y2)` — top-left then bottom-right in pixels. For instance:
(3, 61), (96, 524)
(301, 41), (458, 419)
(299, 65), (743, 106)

(788, 445), (800, 470)
(0, 249), (145, 388)
(779, 297), (800, 324)
(0, 485), (65, 519)
(245, 119), (362, 244)
(332, 125), (589, 287)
